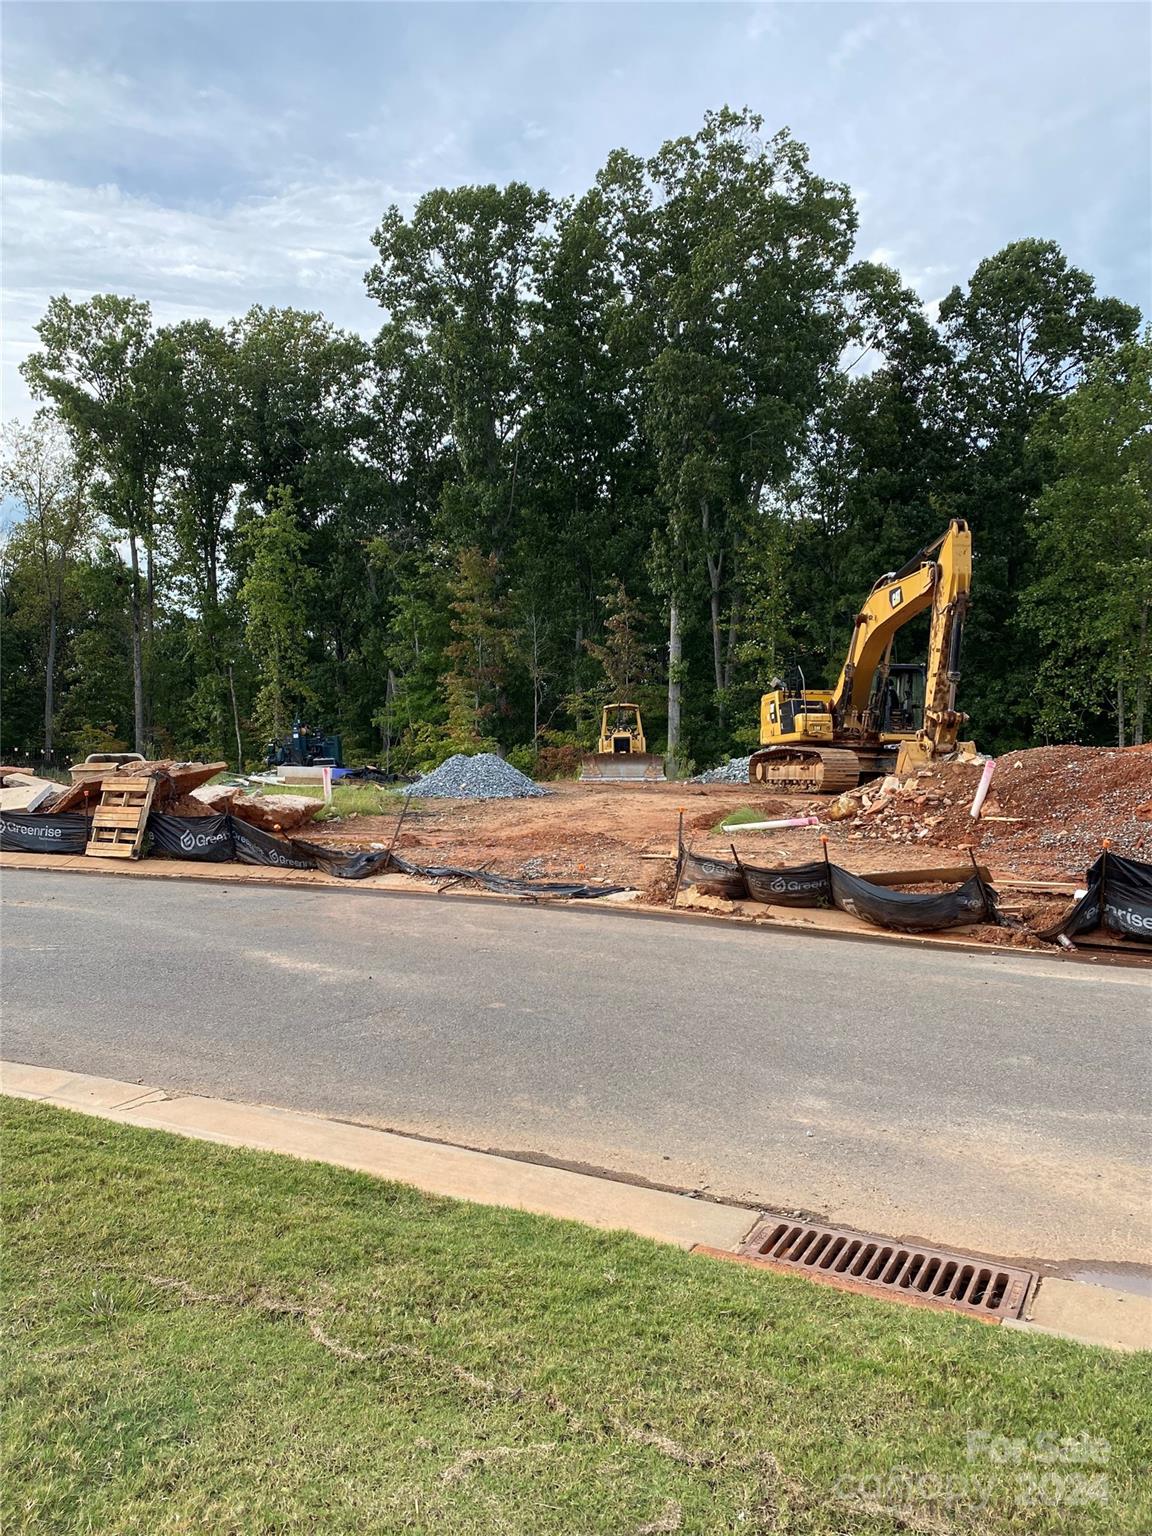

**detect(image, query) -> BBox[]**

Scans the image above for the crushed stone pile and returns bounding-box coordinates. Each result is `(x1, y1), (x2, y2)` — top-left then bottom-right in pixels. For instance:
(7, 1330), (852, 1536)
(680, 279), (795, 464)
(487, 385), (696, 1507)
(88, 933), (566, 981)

(692, 756), (752, 784)
(408, 752), (550, 800)
(823, 744), (1152, 869)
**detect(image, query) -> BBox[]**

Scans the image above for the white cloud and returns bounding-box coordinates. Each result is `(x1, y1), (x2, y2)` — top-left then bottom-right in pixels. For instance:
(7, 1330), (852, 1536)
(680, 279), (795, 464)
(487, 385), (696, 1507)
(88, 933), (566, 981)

(829, 17), (882, 72)
(3, 60), (299, 161)
(2, 0), (1147, 422)
(1, 171), (418, 417)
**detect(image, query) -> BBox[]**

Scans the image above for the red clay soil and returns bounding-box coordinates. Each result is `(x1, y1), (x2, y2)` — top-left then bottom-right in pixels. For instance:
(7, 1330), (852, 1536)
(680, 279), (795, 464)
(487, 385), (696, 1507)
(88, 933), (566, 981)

(828, 744), (1152, 874)
(311, 744), (1150, 950)
(313, 777), (1047, 892)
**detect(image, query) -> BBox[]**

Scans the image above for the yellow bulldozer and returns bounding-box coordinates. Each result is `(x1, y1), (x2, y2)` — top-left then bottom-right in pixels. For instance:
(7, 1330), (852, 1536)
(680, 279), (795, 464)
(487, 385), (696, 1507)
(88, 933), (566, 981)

(749, 520), (976, 793)
(580, 704), (666, 783)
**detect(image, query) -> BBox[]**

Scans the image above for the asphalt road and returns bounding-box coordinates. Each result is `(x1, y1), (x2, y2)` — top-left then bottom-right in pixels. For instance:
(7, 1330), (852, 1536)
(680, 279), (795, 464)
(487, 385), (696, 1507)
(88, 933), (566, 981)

(3, 870), (1149, 1265)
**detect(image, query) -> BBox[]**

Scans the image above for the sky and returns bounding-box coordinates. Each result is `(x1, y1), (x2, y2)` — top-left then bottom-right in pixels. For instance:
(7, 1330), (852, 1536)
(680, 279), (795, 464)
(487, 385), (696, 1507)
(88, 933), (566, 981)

(2, 1), (1149, 420)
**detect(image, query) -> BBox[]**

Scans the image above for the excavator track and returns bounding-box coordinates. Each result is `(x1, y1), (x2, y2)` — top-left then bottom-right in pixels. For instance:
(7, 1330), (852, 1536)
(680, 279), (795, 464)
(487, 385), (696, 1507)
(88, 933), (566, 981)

(747, 746), (861, 795)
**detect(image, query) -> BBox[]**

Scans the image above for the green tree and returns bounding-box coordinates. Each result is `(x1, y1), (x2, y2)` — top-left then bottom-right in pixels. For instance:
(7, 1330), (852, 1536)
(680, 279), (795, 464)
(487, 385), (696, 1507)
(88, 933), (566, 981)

(160, 320), (244, 758)
(366, 183), (553, 552)
(783, 276), (955, 688)
(583, 580), (652, 702)
(938, 239), (1141, 745)
(0, 413), (96, 762)
(595, 110), (859, 757)
(22, 294), (179, 751)
(1025, 335), (1152, 744)
(238, 487), (315, 743)
(443, 548), (510, 745)
(231, 307), (368, 522)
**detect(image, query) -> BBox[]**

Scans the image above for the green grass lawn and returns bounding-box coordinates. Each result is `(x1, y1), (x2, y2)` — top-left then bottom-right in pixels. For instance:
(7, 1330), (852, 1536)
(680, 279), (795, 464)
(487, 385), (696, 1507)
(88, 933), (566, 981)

(4, 1099), (1148, 1535)
(253, 782), (408, 820)
(710, 806), (776, 835)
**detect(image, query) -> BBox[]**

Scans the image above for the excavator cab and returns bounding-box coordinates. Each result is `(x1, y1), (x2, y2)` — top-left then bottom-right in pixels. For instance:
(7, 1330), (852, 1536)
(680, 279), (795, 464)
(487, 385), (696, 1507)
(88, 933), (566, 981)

(870, 662), (926, 735)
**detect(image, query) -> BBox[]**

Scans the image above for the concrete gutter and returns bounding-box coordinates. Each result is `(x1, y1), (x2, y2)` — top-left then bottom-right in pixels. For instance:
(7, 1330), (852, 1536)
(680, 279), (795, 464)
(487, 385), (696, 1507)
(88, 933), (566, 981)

(5, 1061), (1148, 1352)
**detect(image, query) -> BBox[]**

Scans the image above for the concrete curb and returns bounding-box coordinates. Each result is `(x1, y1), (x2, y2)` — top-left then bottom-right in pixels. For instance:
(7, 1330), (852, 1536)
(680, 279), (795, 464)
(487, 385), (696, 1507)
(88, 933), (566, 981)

(0, 1061), (756, 1252)
(5, 1061), (1149, 1351)
(3, 851), (1146, 969)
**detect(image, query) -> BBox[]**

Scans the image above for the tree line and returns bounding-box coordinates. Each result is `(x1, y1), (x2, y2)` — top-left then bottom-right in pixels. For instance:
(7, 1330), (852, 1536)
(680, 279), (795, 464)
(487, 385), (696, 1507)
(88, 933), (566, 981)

(2, 108), (1148, 775)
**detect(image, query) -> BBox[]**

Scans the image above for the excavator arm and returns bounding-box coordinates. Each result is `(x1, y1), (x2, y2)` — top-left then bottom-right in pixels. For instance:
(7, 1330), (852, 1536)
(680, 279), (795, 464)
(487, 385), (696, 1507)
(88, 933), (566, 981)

(918, 520), (972, 754)
(831, 518), (972, 755)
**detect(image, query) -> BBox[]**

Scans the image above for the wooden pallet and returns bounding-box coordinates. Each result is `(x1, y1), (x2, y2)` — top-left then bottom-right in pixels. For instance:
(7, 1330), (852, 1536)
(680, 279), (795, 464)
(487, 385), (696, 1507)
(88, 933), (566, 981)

(85, 776), (157, 860)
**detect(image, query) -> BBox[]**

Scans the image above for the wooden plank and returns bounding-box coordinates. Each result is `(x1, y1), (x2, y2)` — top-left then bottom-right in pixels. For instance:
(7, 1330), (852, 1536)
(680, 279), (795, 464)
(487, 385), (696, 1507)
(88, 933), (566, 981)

(995, 879), (1080, 895)
(836, 863), (993, 887)
(91, 807), (147, 827)
(85, 775), (156, 861)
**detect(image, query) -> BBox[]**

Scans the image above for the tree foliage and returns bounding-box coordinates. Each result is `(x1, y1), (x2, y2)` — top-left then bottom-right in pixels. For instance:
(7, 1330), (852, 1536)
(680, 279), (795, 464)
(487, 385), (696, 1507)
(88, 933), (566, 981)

(1025, 334), (1152, 745)
(2, 116), (1143, 772)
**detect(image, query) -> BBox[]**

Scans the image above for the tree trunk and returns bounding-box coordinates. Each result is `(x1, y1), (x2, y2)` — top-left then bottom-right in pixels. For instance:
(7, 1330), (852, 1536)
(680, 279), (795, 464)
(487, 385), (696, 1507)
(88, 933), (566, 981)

(708, 556), (723, 696)
(227, 664), (244, 773)
(1117, 678), (1125, 749)
(1134, 601), (1148, 746)
(723, 586), (741, 692)
(702, 503), (724, 696)
(666, 595), (682, 777)
(127, 532), (146, 754)
(144, 538), (156, 750)
(43, 600), (58, 765)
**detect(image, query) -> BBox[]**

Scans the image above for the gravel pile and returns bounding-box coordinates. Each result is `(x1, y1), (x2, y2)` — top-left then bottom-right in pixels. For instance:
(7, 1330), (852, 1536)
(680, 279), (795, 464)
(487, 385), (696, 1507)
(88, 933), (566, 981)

(691, 756), (752, 784)
(408, 752), (550, 800)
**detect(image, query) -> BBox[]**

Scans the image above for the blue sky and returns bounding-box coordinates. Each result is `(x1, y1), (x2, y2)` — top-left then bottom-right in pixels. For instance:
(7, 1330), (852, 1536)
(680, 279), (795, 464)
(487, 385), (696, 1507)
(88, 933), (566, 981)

(3, 1), (1149, 418)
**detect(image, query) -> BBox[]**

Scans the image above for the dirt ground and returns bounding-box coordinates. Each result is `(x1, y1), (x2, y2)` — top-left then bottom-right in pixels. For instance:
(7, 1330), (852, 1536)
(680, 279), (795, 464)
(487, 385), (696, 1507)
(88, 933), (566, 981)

(308, 744), (1151, 949)
(317, 755), (1147, 889)
(10, 745), (1148, 956)
(322, 780), (812, 889)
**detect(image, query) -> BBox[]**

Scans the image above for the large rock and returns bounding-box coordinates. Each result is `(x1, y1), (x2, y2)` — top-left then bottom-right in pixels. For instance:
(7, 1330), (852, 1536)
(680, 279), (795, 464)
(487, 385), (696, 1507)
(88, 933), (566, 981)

(229, 793), (324, 834)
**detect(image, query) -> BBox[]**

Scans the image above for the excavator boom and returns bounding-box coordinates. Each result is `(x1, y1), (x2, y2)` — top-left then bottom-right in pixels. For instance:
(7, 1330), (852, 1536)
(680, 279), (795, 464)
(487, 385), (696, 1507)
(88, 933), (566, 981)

(751, 520), (975, 791)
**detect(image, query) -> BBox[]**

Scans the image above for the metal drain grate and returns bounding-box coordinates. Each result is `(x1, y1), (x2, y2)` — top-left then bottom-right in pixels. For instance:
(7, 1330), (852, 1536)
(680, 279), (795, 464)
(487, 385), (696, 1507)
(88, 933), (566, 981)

(736, 1219), (1035, 1319)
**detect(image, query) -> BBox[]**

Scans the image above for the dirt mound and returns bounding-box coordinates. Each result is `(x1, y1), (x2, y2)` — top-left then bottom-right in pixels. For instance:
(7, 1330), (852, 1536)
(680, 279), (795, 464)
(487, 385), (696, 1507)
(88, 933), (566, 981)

(825, 745), (1152, 872)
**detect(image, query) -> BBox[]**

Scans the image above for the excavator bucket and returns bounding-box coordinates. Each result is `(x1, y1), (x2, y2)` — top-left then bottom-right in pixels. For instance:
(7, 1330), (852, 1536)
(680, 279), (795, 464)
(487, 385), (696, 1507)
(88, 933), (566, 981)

(579, 752), (666, 783)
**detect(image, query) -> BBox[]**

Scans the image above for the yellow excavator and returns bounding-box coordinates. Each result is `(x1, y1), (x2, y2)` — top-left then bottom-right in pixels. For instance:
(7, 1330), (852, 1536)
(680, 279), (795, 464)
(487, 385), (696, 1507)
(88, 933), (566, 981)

(580, 703), (666, 782)
(749, 520), (976, 793)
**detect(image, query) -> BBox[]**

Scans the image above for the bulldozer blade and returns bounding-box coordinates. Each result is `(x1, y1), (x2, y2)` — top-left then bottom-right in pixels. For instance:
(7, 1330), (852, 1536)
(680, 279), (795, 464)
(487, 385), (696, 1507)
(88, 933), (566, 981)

(579, 753), (666, 783)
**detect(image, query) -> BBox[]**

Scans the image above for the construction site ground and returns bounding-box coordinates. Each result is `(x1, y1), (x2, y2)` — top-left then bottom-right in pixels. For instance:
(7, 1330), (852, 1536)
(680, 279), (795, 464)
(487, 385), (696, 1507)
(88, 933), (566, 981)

(314, 745), (1151, 952)
(10, 744), (1148, 958)
(319, 744), (1151, 889)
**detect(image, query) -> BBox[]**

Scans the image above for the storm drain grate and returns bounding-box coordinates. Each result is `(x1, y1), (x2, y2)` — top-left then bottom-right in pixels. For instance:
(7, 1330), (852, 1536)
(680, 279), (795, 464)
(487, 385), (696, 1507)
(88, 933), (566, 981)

(736, 1219), (1035, 1320)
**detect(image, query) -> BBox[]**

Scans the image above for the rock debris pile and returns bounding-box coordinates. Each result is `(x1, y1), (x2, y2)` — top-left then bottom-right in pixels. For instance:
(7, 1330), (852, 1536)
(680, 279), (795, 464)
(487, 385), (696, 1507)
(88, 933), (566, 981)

(823, 744), (1151, 868)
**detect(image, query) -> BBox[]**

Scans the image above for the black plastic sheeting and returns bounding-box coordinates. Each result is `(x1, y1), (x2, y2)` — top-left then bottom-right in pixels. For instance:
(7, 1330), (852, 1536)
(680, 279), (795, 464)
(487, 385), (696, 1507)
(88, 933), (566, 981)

(679, 845), (998, 932)
(390, 855), (626, 900)
(1040, 851), (1152, 944)
(0, 811), (89, 854)
(148, 812), (234, 861)
(228, 819), (325, 871)
(740, 857), (833, 908)
(828, 866), (995, 933)
(293, 837), (394, 881)
(143, 814), (623, 899)
(678, 849), (748, 900)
